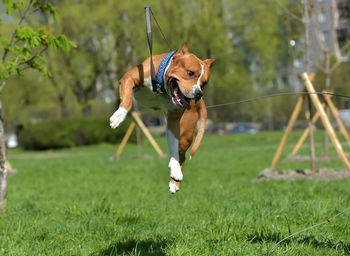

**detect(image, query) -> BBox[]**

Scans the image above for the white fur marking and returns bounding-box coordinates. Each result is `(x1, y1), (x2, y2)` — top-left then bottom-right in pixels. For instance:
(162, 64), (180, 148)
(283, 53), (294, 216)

(143, 76), (152, 90)
(197, 64), (204, 87)
(109, 107), (128, 128)
(168, 157), (183, 181)
(187, 64), (204, 98)
(166, 128), (183, 181)
(169, 181), (179, 194)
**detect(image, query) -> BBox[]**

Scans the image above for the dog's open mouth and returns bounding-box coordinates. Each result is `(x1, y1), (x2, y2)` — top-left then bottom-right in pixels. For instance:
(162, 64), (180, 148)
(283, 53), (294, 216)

(169, 79), (191, 110)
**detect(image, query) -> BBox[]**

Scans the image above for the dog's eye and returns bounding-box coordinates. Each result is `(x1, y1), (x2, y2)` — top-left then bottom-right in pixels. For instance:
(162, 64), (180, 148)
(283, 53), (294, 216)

(202, 81), (207, 87)
(187, 70), (195, 78)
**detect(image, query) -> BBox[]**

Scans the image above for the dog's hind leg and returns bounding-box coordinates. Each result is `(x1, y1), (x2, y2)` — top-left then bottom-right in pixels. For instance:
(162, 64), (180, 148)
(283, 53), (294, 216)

(166, 110), (185, 193)
(178, 105), (199, 167)
(167, 104), (199, 193)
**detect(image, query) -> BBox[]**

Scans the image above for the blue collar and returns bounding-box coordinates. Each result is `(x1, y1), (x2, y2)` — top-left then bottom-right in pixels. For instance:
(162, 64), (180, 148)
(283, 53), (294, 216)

(156, 50), (177, 93)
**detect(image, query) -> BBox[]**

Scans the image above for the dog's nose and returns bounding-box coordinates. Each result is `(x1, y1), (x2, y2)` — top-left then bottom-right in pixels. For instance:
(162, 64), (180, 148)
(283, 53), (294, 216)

(194, 91), (203, 101)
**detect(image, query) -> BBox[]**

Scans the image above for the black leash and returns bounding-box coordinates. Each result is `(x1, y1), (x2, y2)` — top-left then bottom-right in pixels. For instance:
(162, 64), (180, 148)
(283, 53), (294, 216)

(144, 5), (172, 94)
(144, 5), (158, 93)
(149, 8), (172, 51)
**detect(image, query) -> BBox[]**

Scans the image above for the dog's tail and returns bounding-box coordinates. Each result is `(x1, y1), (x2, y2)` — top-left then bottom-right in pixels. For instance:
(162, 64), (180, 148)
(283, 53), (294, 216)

(190, 99), (207, 160)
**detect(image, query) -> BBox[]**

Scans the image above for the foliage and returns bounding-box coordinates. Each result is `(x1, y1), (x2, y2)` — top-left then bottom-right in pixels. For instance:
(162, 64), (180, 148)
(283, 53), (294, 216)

(1, 132), (350, 255)
(1, 0), (350, 129)
(2, 0), (298, 123)
(0, 1), (76, 83)
(19, 116), (136, 150)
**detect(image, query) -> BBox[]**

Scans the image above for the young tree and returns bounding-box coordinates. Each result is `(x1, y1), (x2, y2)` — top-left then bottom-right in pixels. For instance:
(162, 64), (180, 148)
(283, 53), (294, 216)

(0, 0), (75, 213)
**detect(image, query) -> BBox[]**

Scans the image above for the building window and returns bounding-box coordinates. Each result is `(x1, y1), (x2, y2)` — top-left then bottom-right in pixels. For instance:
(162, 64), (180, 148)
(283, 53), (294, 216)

(318, 12), (327, 23)
(320, 31), (329, 43)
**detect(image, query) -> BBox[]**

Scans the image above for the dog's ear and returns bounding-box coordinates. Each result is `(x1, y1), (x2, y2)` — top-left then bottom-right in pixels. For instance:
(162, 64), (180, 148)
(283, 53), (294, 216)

(176, 43), (189, 57)
(204, 59), (215, 68)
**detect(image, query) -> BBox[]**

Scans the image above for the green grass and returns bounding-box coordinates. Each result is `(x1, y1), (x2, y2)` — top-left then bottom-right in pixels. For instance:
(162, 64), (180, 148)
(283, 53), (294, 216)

(1, 131), (350, 255)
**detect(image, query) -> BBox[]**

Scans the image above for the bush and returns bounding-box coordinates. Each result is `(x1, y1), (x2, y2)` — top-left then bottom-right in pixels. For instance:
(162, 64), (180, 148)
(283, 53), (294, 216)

(19, 116), (136, 150)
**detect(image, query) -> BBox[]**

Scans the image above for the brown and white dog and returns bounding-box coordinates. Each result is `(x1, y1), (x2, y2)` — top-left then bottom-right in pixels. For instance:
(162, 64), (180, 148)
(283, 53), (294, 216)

(109, 43), (215, 193)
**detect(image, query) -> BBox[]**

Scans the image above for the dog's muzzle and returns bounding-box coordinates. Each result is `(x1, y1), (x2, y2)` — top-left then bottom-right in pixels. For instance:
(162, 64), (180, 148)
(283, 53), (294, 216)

(169, 79), (191, 109)
(194, 90), (203, 102)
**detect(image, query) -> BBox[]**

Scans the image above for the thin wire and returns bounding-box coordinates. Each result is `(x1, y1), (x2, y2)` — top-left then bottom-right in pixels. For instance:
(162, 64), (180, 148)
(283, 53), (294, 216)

(267, 205), (350, 256)
(150, 9), (172, 51)
(207, 91), (350, 109)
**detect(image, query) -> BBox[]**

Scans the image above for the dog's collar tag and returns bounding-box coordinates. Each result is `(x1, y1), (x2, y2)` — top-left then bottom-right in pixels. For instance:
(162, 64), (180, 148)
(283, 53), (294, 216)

(155, 50), (177, 94)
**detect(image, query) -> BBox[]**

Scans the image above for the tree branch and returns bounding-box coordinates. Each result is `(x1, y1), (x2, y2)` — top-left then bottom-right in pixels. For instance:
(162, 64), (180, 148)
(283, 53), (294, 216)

(17, 46), (48, 66)
(274, 0), (303, 23)
(330, 60), (342, 74)
(28, 7), (40, 16)
(0, 79), (8, 92)
(315, 60), (326, 73)
(311, 13), (329, 53)
(2, 0), (34, 64)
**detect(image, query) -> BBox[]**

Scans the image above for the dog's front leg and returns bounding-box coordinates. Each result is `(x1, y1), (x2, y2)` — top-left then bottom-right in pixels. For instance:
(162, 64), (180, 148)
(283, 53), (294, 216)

(110, 72), (137, 129)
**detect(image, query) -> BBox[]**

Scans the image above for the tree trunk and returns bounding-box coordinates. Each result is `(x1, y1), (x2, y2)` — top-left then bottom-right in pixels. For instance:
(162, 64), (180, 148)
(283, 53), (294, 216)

(0, 98), (8, 214)
(303, 0), (317, 173)
(58, 94), (70, 118)
(323, 51), (331, 156)
(82, 103), (92, 116)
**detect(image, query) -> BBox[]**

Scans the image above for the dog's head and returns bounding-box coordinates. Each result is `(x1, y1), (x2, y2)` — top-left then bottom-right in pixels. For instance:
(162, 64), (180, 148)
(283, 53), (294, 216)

(166, 43), (215, 109)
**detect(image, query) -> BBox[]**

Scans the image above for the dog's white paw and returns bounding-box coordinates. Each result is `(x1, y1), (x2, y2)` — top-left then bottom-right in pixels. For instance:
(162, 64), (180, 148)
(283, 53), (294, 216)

(109, 107), (128, 129)
(169, 181), (180, 194)
(168, 157), (183, 181)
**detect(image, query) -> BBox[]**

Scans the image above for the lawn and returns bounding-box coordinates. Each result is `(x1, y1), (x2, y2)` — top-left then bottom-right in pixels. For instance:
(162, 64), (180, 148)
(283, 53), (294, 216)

(1, 131), (350, 255)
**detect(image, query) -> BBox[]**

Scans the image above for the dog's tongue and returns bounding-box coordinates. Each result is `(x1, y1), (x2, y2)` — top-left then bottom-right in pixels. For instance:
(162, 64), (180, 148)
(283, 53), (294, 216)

(178, 92), (191, 110)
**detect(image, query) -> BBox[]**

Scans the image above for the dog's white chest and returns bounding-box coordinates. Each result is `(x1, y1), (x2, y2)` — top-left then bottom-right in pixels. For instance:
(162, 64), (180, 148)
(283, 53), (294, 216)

(133, 78), (176, 112)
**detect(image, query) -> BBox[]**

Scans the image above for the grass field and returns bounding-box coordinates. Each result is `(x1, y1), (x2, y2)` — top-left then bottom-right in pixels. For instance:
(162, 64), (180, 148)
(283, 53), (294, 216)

(1, 131), (350, 255)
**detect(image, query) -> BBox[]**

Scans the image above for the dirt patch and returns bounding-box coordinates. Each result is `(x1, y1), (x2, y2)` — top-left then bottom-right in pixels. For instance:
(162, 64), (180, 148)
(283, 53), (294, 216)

(257, 168), (350, 181)
(8, 152), (90, 160)
(283, 153), (350, 162)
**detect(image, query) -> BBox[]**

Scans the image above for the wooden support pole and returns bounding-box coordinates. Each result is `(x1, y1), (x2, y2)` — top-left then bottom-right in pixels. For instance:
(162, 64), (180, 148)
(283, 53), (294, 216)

(292, 103), (325, 155)
(131, 112), (166, 158)
(115, 121), (136, 159)
(301, 73), (350, 170)
(271, 96), (304, 169)
(7, 161), (12, 171)
(323, 91), (350, 147)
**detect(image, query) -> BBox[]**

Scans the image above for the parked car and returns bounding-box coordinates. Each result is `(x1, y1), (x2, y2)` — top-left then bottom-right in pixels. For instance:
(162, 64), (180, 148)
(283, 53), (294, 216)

(7, 133), (18, 148)
(228, 123), (259, 134)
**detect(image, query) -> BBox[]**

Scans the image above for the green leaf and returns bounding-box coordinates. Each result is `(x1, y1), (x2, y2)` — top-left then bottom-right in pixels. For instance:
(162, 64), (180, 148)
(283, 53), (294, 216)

(0, 63), (9, 80)
(7, 3), (13, 15)
(42, 67), (52, 78)
(47, 5), (58, 19)
(9, 63), (20, 75)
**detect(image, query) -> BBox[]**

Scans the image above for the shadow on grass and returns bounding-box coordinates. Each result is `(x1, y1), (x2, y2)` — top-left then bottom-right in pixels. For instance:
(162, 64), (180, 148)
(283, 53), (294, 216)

(93, 238), (168, 256)
(247, 231), (350, 254)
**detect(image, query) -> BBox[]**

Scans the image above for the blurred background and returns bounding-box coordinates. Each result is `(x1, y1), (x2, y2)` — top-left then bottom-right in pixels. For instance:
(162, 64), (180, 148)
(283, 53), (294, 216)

(1, 0), (350, 150)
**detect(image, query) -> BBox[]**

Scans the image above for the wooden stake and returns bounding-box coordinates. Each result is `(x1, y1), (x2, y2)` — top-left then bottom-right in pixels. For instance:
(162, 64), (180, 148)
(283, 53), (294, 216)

(323, 91), (350, 146)
(131, 112), (166, 158)
(115, 121), (136, 159)
(292, 103), (325, 155)
(302, 73), (350, 170)
(271, 96), (304, 169)
(114, 112), (166, 159)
